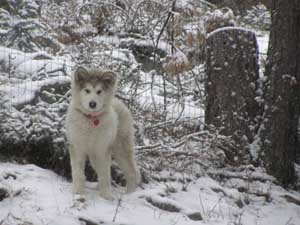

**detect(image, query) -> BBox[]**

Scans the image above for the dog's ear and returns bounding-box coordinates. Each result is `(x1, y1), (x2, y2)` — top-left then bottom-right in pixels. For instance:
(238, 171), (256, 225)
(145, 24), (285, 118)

(102, 71), (117, 89)
(74, 66), (89, 84)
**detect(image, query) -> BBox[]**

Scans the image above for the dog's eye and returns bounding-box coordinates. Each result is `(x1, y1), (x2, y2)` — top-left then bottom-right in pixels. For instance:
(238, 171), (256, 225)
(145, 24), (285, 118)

(97, 90), (102, 95)
(85, 89), (90, 94)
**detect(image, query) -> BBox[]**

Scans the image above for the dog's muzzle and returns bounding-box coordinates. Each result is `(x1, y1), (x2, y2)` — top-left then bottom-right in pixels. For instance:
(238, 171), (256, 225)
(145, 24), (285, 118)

(89, 101), (97, 109)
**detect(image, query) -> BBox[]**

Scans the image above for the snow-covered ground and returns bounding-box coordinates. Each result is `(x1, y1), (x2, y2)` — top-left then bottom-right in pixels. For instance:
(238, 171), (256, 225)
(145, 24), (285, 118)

(0, 46), (73, 105)
(1, 163), (299, 225)
(1, 2), (298, 225)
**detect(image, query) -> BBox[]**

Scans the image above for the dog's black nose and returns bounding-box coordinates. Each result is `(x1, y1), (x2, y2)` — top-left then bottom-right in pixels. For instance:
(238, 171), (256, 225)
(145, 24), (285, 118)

(89, 101), (97, 109)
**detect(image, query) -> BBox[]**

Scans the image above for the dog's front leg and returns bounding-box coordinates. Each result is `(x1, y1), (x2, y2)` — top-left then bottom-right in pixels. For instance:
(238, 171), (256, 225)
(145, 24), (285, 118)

(94, 151), (113, 200)
(69, 145), (86, 195)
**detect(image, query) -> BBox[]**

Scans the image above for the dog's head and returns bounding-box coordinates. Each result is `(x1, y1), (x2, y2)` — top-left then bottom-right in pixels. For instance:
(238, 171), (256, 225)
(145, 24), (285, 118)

(71, 66), (117, 114)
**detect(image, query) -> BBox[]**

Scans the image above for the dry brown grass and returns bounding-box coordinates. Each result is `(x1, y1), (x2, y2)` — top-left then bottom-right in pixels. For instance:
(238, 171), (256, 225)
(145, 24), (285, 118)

(204, 8), (236, 33)
(185, 30), (206, 48)
(163, 51), (192, 76)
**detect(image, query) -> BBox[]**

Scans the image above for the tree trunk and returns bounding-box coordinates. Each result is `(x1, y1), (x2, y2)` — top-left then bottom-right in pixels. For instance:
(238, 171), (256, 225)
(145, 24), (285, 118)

(263, 0), (300, 185)
(205, 27), (261, 164)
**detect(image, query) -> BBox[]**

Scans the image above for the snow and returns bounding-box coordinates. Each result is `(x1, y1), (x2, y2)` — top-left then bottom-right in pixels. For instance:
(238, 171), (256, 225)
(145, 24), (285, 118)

(0, 46), (73, 80)
(207, 26), (256, 39)
(0, 76), (70, 105)
(15, 58), (71, 79)
(0, 46), (73, 105)
(256, 33), (269, 55)
(103, 49), (138, 68)
(126, 69), (204, 122)
(249, 136), (260, 161)
(0, 46), (53, 67)
(94, 35), (170, 53)
(206, 26), (269, 56)
(1, 163), (300, 225)
(166, 99), (204, 121)
(0, 2), (298, 225)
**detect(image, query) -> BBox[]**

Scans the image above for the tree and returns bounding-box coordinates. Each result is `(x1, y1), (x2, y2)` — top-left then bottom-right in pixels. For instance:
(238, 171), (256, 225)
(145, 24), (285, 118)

(205, 27), (261, 164)
(263, 0), (300, 185)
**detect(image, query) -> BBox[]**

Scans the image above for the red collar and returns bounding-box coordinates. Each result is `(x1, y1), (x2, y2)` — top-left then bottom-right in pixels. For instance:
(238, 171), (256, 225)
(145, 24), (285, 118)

(76, 109), (102, 127)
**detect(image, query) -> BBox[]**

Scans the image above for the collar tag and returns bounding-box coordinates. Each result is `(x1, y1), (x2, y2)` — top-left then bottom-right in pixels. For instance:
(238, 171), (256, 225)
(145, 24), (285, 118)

(76, 109), (101, 127)
(93, 118), (100, 126)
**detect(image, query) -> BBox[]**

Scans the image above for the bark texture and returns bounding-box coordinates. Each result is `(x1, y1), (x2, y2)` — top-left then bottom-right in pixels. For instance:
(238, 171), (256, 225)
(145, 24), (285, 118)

(205, 27), (261, 163)
(263, 0), (300, 185)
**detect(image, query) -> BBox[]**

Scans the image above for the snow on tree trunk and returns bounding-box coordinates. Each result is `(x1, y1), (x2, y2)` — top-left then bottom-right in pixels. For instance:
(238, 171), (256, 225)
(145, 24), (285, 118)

(205, 27), (261, 164)
(261, 0), (300, 186)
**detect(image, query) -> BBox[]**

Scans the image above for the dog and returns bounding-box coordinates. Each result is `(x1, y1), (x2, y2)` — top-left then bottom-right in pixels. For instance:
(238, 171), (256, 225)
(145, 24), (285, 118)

(66, 67), (140, 200)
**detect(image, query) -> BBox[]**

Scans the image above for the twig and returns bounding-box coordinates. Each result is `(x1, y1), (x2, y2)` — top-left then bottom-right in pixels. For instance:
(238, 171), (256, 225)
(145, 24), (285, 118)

(151, 1), (176, 114)
(154, 2), (174, 52)
(170, 131), (208, 148)
(78, 217), (99, 225)
(144, 120), (173, 130)
(112, 197), (122, 223)
(207, 169), (278, 184)
(136, 131), (208, 153)
(136, 143), (161, 151)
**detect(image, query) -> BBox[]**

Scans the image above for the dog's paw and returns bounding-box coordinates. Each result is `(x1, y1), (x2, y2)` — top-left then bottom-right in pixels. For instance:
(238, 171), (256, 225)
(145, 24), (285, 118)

(74, 193), (86, 202)
(71, 194), (87, 210)
(99, 191), (114, 201)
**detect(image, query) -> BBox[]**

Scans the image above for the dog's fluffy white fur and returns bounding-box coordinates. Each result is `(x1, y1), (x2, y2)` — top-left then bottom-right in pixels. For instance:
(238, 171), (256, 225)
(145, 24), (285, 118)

(66, 67), (140, 200)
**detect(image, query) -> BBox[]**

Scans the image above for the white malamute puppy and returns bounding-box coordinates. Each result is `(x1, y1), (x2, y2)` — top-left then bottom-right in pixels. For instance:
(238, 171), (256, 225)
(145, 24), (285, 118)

(66, 67), (140, 200)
